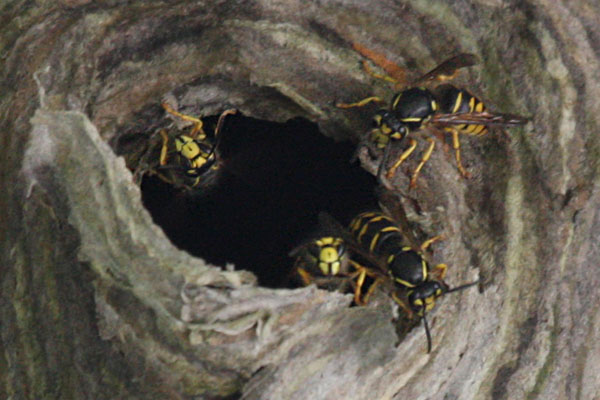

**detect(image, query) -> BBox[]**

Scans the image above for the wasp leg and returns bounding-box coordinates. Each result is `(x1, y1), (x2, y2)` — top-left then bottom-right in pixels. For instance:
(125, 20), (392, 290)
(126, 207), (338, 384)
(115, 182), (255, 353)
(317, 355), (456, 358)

(392, 291), (415, 319)
(409, 137), (436, 189)
(360, 277), (385, 305)
(431, 263), (448, 280)
(347, 260), (382, 305)
(158, 129), (170, 166)
(450, 128), (472, 179)
(361, 60), (398, 84)
(353, 270), (368, 305)
(419, 235), (445, 252)
(161, 102), (206, 139)
(154, 129), (180, 185)
(214, 109), (238, 137)
(347, 259), (369, 305)
(336, 96), (385, 109)
(351, 42), (408, 86)
(153, 170), (178, 186)
(385, 138), (418, 180)
(296, 267), (314, 286)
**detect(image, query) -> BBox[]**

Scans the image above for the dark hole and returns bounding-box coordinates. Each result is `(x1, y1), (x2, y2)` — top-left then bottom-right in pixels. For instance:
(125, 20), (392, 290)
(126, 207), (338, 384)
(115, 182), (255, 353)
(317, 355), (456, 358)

(140, 113), (378, 288)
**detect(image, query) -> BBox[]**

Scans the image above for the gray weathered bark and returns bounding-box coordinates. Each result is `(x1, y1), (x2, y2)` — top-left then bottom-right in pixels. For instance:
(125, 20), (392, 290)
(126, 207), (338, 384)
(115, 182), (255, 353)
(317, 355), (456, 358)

(1, 0), (599, 399)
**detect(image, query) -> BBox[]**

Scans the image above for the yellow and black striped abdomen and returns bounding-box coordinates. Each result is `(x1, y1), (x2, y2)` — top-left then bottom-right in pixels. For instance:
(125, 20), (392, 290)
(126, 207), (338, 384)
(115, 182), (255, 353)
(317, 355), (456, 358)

(350, 212), (429, 288)
(349, 212), (428, 287)
(349, 212), (405, 255)
(437, 84), (488, 136)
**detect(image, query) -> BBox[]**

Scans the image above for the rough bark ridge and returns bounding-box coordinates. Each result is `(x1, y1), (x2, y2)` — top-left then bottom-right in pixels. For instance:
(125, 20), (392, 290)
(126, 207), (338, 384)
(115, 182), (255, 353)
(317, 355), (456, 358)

(1, 1), (599, 399)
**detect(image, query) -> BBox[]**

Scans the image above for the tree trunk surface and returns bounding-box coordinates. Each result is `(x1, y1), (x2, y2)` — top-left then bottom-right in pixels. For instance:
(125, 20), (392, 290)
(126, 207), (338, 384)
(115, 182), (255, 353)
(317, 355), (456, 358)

(1, 1), (599, 399)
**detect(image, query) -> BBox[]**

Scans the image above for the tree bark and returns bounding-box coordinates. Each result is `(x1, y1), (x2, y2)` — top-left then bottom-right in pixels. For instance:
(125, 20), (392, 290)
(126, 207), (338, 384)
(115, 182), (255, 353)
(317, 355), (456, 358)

(1, 1), (599, 399)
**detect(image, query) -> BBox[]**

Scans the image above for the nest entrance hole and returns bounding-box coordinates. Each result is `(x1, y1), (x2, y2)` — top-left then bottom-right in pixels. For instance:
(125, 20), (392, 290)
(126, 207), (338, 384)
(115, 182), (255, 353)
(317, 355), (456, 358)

(140, 114), (378, 287)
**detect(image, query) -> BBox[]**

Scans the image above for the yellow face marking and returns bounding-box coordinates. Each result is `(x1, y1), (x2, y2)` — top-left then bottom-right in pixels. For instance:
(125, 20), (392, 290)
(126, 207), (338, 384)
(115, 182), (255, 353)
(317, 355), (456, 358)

(175, 136), (197, 157)
(318, 258), (340, 275)
(370, 130), (390, 149)
(175, 136), (212, 169)
(331, 260), (341, 275)
(475, 101), (485, 112)
(425, 296), (436, 312)
(320, 246), (340, 263)
(315, 237), (344, 275)
(317, 237), (339, 246)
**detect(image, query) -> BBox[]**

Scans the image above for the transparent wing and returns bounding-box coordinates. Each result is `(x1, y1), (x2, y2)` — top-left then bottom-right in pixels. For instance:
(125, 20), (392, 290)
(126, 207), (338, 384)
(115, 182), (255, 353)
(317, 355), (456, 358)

(431, 111), (529, 127)
(414, 53), (479, 84)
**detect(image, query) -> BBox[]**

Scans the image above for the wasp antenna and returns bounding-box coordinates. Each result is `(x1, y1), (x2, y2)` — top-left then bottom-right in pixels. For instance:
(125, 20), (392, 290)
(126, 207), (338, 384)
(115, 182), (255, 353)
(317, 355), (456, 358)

(446, 280), (479, 294)
(210, 109), (237, 158)
(422, 308), (432, 354)
(214, 109), (237, 138)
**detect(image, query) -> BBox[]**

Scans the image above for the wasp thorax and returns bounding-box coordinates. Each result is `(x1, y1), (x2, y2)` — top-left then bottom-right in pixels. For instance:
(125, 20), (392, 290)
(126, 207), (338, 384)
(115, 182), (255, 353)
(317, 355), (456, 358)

(391, 87), (438, 130)
(388, 249), (427, 287)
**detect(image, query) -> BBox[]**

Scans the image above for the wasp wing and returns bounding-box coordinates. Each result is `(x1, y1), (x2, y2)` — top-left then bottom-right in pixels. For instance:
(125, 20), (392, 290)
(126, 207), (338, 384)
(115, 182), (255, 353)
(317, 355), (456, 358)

(431, 111), (529, 127)
(414, 53), (479, 84)
(376, 188), (428, 258)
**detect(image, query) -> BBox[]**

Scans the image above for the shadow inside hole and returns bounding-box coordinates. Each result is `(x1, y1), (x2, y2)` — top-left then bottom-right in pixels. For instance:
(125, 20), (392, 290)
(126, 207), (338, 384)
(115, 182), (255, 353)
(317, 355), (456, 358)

(141, 114), (378, 288)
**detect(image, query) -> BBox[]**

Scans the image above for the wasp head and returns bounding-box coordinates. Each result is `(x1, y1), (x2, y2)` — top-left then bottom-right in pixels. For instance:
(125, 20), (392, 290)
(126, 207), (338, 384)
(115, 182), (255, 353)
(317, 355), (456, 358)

(407, 280), (449, 315)
(372, 109), (409, 143)
(315, 237), (346, 276)
(174, 134), (218, 177)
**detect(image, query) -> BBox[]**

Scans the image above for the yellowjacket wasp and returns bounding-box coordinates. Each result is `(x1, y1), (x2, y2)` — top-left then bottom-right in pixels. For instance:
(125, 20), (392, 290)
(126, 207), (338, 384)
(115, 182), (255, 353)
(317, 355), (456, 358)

(157, 102), (237, 190)
(292, 209), (477, 353)
(338, 48), (528, 188)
